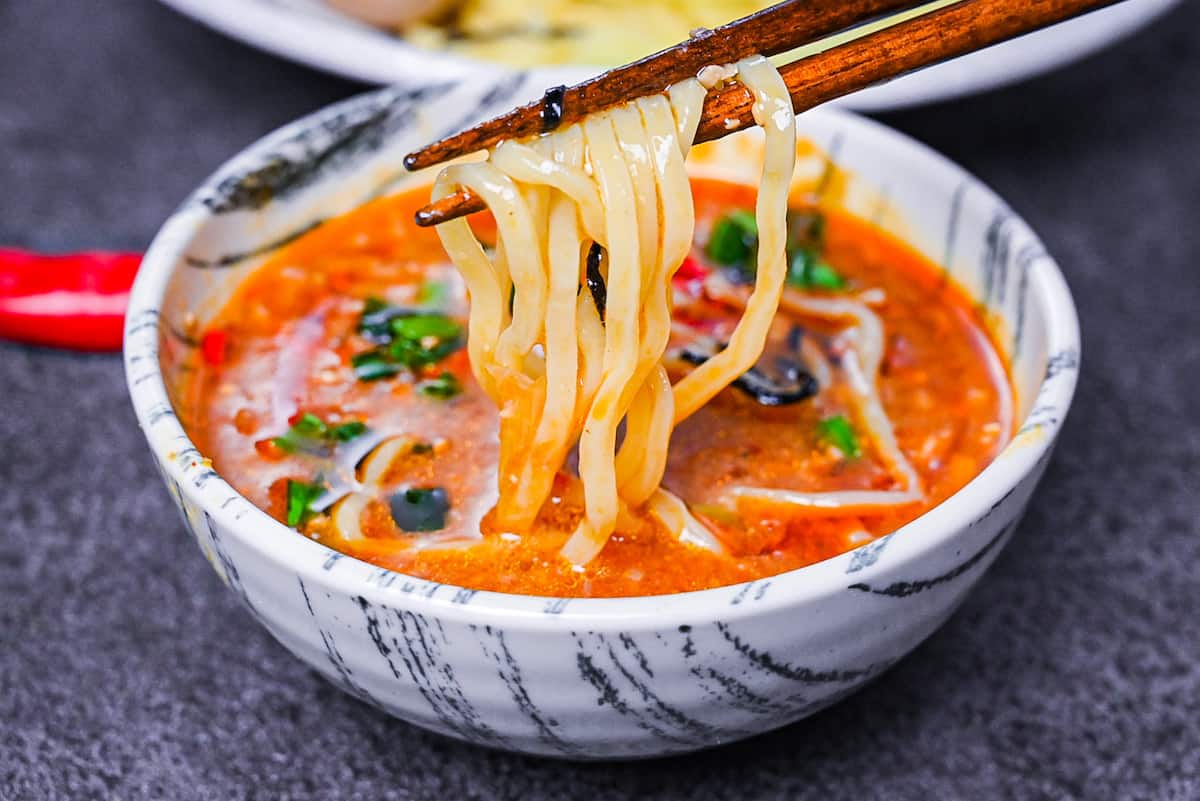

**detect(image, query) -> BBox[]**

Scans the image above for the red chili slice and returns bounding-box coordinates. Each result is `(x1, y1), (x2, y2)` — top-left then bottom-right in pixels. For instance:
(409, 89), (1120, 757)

(0, 248), (140, 351)
(200, 329), (229, 365)
(673, 255), (708, 283)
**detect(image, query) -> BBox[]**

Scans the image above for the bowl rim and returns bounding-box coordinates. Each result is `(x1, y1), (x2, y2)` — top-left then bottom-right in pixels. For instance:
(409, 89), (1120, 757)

(125, 87), (1080, 631)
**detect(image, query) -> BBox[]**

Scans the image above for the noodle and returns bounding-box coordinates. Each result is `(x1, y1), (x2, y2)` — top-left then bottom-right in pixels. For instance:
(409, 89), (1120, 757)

(669, 56), (795, 424)
(429, 55), (923, 565)
(704, 282), (926, 511)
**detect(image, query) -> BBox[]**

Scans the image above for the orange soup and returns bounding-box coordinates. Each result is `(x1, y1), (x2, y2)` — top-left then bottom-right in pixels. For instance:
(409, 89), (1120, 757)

(182, 178), (1012, 597)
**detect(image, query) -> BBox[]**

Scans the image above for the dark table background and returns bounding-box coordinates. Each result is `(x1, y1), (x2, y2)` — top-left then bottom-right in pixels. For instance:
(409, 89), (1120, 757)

(2, 2), (1198, 799)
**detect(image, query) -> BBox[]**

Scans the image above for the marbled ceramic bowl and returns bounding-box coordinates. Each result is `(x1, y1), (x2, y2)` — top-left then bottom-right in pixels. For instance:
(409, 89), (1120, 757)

(125, 73), (1079, 759)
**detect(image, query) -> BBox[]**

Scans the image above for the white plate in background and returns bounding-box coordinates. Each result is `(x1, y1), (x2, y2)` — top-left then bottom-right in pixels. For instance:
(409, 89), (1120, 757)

(157, 0), (1180, 111)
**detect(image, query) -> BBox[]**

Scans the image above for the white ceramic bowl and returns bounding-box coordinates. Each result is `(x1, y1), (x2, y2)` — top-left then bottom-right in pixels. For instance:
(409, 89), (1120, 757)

(125, 74), (1080, 759)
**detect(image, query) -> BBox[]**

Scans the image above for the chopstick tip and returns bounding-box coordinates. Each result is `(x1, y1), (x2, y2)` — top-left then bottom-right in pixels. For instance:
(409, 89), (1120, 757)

(413, 206), (438, 227)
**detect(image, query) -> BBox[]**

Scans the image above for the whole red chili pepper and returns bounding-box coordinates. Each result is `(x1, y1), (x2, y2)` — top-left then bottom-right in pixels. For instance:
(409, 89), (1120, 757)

(0, 248), (140, 352)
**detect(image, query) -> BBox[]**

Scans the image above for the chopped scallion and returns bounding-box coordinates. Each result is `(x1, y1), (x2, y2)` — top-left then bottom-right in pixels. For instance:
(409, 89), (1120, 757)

(806, 261), (846, 290)
(358, 297), (414, 343)
(418, 371), (462, 399)
(726, 209), (758, 237)
(329, 421), (367, 441)
(286, 479), (326, 528)
(270, 436), (299, 454)
(817, 415), (861, 458)
(787, 248), (845, 291)
(387, 336), (461, 369)
(352, 304), (463, 382)
(351, 350), (403, 381)
(705, 210), (758, 268)
(273, 413), (368, 452)
(291, 412), (327, 438)
(786, 249), (812, 287)
(391, 313), (461, 341)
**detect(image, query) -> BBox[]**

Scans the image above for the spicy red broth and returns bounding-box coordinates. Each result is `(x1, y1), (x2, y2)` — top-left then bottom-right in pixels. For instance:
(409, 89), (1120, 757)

(182, 178), (1012, 598)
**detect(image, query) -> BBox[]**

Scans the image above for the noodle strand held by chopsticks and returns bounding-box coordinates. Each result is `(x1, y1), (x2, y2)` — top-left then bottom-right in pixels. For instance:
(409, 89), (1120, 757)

(719, 291), (925, 510)
(669, 55), (796, 425)
(430, 56), (919, 566)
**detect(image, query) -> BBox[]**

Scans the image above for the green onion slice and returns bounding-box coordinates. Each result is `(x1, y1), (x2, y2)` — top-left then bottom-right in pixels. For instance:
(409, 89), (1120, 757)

(291, 412), (327, 438)
(786, 248), (845, 291)
(418, 372), (462, 399)
(705, 209), (759, 269)
(351, 349), (403, 381)
(391, 313), (461, 341)
(273, 413), (368, 452)
(817, 415), (861, 458)
(351, 308), (464, 381)
(357, 297), (413, 343)
(329, 421), (367, 442)
(286, 479), (326, 528)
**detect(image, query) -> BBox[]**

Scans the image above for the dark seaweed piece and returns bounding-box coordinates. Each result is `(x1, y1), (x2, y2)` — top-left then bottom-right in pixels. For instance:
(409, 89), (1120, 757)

(586, 243), (607, 321)
(767, 356), (821, 402)
(679, 347), (818, 407)
(786, 323), (805, 352)
(390, 487), (451, 532)
(540, 85), (567, 132)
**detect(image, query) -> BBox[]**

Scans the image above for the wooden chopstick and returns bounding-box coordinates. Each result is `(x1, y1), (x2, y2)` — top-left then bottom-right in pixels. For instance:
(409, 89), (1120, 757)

(403, 0), (920, 173)
(412, 0), (1124, 227)
(693, 0), (1124, 142)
